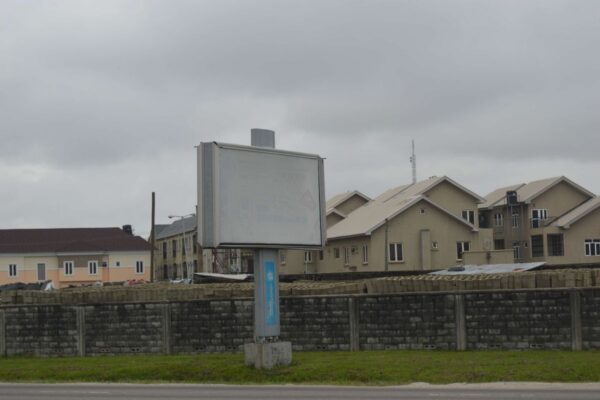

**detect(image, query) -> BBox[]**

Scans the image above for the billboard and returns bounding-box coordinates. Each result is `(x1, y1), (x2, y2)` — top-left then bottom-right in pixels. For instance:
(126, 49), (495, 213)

(197, 142), (326, 249)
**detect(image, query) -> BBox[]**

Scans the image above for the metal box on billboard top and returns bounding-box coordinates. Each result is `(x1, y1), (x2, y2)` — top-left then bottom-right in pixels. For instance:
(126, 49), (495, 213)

(197, 142), (326, 249)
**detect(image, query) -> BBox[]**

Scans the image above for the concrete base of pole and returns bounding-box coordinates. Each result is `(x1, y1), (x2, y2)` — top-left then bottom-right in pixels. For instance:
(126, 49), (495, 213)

(244, 341), (292, 369)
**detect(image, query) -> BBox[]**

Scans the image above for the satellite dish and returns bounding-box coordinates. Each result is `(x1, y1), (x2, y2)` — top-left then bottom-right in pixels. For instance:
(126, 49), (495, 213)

(483, 238), (492, 251)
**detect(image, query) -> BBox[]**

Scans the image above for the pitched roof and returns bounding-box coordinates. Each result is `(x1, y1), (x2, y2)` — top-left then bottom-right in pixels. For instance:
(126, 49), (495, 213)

(153, 224), (170, 237)
(327, 208), (347, 219)
(155, 215), (197, 240)
(375, 176), (485, 204)
(480, 176), (594, 209)
(327, 176), (480, 240)
(479, 183), (525, 209)
(552, 196), (600, 229)
(327, 194), (477, 240)
(0, 228), (151, 254)
(326, 190), (371, 212)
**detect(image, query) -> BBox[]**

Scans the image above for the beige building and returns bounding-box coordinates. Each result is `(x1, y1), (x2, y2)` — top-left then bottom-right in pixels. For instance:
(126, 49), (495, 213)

(153, 215), (253, 280)
(154, 216), (201, 280)
(0, 227), (151, 288)
(479, 176), (600, 265)
(280, 176), (496, 274)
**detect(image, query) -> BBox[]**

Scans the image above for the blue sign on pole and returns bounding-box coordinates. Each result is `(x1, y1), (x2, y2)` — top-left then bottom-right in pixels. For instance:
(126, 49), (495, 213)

(264, 260), (278, 327)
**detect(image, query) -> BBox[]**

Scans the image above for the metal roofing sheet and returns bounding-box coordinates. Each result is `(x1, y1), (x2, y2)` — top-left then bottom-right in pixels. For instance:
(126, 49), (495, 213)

(155, 215), (197, 240)
(430, 262), (546, 275)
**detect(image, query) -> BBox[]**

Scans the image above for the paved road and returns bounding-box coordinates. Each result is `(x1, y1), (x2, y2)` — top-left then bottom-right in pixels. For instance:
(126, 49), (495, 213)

(1, 383), (599, 400)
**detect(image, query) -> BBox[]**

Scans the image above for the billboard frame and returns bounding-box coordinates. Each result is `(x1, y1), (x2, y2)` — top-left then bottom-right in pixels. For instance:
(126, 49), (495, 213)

(197, 141), (326, 250)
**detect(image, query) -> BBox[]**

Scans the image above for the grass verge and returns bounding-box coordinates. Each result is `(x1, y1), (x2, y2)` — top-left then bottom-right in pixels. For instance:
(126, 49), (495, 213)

(0, 351), (599, 385)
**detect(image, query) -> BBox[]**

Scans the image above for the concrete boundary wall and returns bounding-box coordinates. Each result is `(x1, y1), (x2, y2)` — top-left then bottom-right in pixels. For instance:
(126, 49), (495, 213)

(1, 288), (599, 357)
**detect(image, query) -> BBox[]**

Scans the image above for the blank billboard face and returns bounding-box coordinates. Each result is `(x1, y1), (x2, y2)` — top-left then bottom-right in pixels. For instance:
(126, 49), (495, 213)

(198, 142), (325, 248)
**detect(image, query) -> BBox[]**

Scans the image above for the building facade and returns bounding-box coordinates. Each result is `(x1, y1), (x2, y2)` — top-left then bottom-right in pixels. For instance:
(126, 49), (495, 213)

(153, 215), (254, 280)
(280, 176), (497, 274)
(479, 176), (600, 265)
(0, 227), (151, 288)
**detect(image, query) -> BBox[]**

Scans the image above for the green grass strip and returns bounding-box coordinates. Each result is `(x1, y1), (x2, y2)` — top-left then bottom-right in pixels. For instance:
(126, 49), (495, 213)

(0, 351), (599, 385)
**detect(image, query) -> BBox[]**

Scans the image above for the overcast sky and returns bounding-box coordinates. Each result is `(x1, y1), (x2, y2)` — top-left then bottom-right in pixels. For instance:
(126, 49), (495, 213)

(2, 0), (599, 237)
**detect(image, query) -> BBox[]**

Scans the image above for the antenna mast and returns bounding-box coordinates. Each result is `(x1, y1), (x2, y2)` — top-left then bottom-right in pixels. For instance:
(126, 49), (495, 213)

(410, 139), (417, 184)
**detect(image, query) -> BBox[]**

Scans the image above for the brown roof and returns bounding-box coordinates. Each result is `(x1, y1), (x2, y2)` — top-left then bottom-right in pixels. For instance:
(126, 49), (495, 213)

(0, 228), (151, 254)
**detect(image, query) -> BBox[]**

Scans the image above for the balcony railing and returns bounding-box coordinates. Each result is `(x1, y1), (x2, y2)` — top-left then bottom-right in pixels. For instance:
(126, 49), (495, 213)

(530, 216), (557, 229)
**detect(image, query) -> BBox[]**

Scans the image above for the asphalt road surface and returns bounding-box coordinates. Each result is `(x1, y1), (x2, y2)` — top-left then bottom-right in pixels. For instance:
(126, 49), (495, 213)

(1, 383), (599, 400)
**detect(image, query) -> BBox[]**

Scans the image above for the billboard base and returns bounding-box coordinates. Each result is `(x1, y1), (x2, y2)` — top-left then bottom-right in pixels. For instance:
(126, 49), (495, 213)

(244, 341), (292, 369)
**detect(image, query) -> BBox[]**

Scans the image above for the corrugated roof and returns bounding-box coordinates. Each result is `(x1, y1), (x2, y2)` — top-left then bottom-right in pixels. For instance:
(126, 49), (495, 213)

(327, 176), (479, 240)
(430, 262), (545, 275)
(552, 196), (600, 229)
(481, 176), (594, 209)
(155, 215), (197, 240)
(151, 224), (170, 239)
(0, 228), (151, 254)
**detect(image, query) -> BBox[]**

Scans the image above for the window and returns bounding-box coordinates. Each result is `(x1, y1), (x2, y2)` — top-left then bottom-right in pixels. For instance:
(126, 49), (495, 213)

(584, 239), (600, 256)
(494, 239), (505, 250)
(419, 208), (426, 214)
(8, 264), (17, 278)
(334, 248), (340, 259)
(88, 260), (98, 275)
(304, 251), (313, 263)
(280, 251), (287, 264)
(456, 241), (470, 260)
(193, 234), (198, 254)
(319, 250), (324, 261)
(162, 242), (167, 259)
(531, 235), (544, 257)
(64, 261), (74, 276)
(37, 263), (46, 281)
(136, 261), (144, 274)
(512, 213), (520, 228)
(182, 237), (186, 256)
(172, 240), (177, 257)
(343, 247), (350, 266)
(494, 213), (503, 227)
(115, 261), (121, 267)
(431, 241), (439, 250)
(531, 209), (548, 228)
(389, 243), (404, 262)
(548, 234), (564, 256)
(362, 245), (368, 264)
(462, 210), (475, 224)
(163, 265), (169, 280)
(513, 242), (521, 259)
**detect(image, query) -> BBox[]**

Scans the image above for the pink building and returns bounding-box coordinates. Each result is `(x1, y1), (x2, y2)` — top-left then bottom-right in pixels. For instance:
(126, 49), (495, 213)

(0, 227), (151, 288)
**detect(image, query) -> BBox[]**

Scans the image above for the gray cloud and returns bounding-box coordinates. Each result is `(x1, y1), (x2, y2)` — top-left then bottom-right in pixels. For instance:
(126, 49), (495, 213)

(1, 0), (600, 234)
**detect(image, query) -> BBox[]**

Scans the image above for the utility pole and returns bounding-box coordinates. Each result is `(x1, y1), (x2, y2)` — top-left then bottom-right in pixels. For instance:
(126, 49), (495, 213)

(150, 191), (156, 282)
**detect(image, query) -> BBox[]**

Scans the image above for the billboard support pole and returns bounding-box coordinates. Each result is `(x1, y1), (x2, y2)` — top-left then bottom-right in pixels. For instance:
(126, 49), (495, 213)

(243, 129), (292, 368)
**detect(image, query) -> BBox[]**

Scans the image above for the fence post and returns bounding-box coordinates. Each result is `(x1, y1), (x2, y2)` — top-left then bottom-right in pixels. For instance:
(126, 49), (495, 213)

(0, 309), (5, 357)
(348, 297), (360, 351)
(162, 302), (172, 354)
(570, 290), (582, 351)
(455, 294), (466, 351)
(76, 306), (86, 356)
